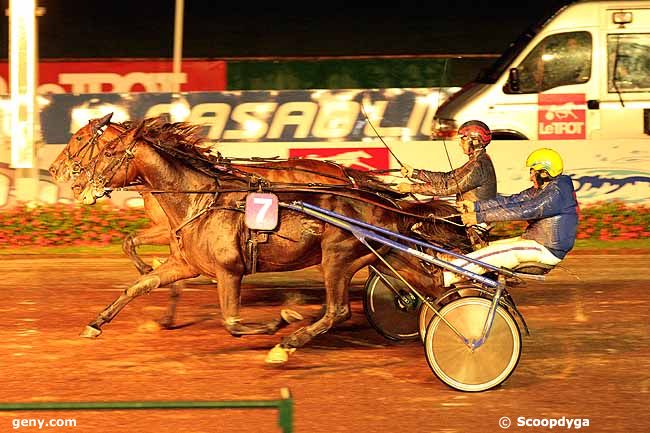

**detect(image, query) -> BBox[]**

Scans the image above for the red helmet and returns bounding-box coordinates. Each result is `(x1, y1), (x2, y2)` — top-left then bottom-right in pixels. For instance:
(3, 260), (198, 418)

(458, 120), (491, 147)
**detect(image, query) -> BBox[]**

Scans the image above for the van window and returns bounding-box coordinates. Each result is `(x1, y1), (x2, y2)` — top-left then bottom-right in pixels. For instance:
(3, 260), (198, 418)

(510, 31), (592, 93)
(608, 34), (650, 92)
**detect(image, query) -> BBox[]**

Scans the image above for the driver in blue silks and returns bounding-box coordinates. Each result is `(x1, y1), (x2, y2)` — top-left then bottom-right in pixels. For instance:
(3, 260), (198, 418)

(444, 147), (578, 286)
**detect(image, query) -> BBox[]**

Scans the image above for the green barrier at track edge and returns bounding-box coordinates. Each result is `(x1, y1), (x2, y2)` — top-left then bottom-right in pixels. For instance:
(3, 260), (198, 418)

(0, 387), (293, 433)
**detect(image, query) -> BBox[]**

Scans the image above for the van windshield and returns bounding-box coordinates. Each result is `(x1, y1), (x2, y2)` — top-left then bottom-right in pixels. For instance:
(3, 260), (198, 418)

(476, 32), (536, 83)
(474, 4), (569, 84)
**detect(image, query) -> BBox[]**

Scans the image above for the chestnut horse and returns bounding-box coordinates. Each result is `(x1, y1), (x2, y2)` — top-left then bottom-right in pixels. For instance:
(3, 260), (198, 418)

(49, 114), (396, 275)
(49, 114), (171, 275)
(69, 120), (469, 363)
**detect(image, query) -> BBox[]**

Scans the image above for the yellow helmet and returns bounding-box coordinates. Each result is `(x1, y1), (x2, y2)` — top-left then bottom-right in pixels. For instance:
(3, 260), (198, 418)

(526, 148), (563, 177)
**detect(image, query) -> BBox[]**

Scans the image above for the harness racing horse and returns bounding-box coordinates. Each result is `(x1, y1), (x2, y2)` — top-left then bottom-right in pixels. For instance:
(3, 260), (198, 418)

(70, 120), (469, 363)
(51, 114), (418, 330)
(49, 114), (395, 276)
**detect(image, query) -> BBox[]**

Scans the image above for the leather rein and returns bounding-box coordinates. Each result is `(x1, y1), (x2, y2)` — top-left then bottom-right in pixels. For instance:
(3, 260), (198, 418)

(108, 183), (464, 226)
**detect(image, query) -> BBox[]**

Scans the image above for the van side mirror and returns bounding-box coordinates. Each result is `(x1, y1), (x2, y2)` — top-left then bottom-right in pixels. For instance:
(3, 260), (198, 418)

(508, 68), (521, 92)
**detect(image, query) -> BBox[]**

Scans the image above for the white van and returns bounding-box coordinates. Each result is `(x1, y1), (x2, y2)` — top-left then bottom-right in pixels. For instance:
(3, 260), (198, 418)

(430, 0), (650, 204)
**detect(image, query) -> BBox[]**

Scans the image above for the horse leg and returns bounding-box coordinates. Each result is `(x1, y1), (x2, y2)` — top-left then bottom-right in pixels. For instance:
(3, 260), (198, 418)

(122, 225), (170, 275)
(80, 258), (198, 338)
(217, 271), (303, 337)
(158, 280), (183, 329)
(267, 253), (372, 363)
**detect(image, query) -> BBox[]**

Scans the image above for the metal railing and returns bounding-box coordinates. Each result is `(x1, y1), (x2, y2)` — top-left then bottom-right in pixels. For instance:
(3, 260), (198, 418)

(0, 388), (293, 433)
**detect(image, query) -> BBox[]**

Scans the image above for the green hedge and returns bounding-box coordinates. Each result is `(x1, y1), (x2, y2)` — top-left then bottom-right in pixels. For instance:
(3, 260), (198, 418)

(0, 200), (648, 249)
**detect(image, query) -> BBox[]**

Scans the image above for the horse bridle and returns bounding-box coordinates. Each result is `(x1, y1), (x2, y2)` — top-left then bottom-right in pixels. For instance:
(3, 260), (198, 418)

(63, 120), (135, 184)
(76, 123), (141, 199)
(63, 120), (110, 178)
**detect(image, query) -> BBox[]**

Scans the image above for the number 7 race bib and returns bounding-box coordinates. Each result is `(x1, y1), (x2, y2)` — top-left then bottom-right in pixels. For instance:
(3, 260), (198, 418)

(244, 193), (279, 230)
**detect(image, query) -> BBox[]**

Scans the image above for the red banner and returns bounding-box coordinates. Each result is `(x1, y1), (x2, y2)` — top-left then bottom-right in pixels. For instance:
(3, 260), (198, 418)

(538, 93), (586, 140)
(0, 59), (226, 94)
(289, 148), (389, 171)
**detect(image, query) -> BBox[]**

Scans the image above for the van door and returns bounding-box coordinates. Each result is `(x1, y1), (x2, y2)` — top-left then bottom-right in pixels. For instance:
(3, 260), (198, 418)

(505, 30), (599, 141)
(600, 14), (650, 140)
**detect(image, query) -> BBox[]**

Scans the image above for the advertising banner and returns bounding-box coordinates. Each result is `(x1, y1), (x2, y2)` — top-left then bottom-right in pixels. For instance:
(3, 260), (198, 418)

(0, 59), (227, 94)
(0, 87), (648, 207)
(37, 88), (451, 145)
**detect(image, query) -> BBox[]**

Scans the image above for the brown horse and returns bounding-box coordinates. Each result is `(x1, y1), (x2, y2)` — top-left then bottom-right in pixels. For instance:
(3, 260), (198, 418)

(70, 120), (468, 363)
(49, 114), (172, 275)
(49, 114), (396, 275)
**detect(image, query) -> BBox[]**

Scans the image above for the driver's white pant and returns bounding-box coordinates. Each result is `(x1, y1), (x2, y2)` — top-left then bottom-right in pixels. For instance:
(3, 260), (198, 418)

(443, 237), (562, 287)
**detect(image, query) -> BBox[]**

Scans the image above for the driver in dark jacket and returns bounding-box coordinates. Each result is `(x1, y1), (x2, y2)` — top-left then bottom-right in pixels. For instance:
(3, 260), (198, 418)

(396, 120), (496, 202)
(444, 147), (578, 286)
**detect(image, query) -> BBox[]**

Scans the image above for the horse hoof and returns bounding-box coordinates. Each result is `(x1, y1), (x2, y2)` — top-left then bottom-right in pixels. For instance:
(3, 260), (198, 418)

(80, 325), (102, 338)
(265, 344), (296, 364)
(158, 318), (175, 329)
(280, 309), (304, 324)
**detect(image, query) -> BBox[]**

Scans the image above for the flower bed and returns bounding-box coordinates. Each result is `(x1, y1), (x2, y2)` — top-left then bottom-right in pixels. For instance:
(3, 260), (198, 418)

(0, 200), (648, 249)
(0, 202), (151, 248)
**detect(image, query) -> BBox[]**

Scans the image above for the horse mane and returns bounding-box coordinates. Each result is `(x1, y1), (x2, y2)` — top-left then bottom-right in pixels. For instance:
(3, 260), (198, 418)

(133, 117), (229, 178)
(136, 116), (209, 152)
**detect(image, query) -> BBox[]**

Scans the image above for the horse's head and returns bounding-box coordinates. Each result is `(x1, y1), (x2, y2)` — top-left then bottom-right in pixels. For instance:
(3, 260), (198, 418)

(72, 121), (144, 205)
(48, 112), (119, 182)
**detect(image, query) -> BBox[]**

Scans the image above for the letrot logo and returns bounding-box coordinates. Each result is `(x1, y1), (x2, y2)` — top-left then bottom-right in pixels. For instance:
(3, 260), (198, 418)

(538, 94), (586, 140)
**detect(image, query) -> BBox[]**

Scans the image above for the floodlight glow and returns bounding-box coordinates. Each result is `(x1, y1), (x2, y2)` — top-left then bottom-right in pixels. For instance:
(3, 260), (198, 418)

(70, 104), (129, 133)
(9, 0), (37, 168)
(242, 119), (264, 136)
(169, 96), (191, 122)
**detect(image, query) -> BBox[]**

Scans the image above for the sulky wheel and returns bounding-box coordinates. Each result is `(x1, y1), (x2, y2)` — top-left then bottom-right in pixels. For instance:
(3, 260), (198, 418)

(363, 271), (420, 341)
(418, 286), (484, 343)
(423, 296), (521, 392)
(418, 301), (436, 343)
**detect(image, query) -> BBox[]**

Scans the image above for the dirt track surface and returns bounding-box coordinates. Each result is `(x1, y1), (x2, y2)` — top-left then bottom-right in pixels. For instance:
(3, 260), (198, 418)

(0, 250), (649, 433)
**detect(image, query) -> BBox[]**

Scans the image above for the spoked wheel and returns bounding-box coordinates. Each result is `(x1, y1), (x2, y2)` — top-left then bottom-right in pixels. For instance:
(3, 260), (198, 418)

(363, 271), (420, 341)
(424, 296), (521, 392)
(418, 301), (436, 343)
(418, 286), (484, 342)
